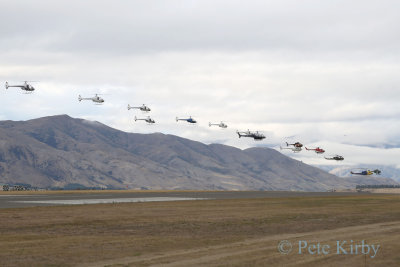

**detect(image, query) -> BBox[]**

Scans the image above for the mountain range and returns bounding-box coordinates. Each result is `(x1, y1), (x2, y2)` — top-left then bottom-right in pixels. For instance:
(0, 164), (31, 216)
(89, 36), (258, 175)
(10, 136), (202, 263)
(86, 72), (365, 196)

(0, 115), (396, 191)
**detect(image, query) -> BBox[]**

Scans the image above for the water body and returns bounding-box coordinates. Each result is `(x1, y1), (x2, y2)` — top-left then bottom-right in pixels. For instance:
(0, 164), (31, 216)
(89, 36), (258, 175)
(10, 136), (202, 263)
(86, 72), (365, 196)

(14, 197), (208, 205)
(0, 191), (369, 209)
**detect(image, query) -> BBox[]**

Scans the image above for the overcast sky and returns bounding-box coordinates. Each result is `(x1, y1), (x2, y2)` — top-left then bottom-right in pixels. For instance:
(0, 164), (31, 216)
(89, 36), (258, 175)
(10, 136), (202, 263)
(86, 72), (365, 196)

(1, 0), (400, 169)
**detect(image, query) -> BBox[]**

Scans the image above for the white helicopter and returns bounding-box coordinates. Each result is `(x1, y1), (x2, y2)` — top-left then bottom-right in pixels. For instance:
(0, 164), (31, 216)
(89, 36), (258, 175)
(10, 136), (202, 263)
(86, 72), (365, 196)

(128, 104), (151, 112)
(78, 94), (104, 104)
(209, 121), (228, 128)
(5, 81), (36, 93)
(134, 116), (155, 124)
(280, 146), (302, 153)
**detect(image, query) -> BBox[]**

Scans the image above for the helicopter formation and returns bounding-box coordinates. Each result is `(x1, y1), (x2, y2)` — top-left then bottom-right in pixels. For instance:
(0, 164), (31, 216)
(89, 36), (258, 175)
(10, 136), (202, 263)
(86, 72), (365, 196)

(128, 104), (154, 124)
(4, 81), (382, 176)
(279, 141), (345, 161)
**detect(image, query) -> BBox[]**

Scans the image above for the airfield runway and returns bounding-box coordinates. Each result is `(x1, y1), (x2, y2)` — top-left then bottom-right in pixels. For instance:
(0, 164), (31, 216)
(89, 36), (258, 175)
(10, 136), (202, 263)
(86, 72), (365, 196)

(0, 190), (369, 209)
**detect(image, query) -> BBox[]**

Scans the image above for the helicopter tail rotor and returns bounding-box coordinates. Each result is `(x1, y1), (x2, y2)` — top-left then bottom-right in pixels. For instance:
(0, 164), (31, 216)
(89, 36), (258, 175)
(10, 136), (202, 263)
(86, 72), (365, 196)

(127, 104), (131, 110)
(5, 82), (8, 89)
(209, 122), (211, 127)
(78, 95), (82, 102)
(176, 117), (179, 122)
(134, 116), (137, 122)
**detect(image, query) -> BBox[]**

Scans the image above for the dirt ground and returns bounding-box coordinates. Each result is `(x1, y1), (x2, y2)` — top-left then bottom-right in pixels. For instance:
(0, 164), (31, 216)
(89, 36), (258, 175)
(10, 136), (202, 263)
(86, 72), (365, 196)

(1, 194), (399, 266)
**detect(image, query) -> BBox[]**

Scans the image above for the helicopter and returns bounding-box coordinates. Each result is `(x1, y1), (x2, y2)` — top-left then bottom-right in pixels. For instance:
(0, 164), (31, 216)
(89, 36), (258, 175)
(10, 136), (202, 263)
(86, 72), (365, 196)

(128, 104), (151, 112)
(237, 130), (265, 140)
(324, 155), (344, 161)
(5, 81), (35, 92)
(351, 168), (381, 175)
(78, 94), (104, 104)
(134, 116), (155, 124)
(176, 116), (197, 124)
(305, 147), (325, 154)
(209, 121), (228, 128)
(280, 146), (302, 153)
(286, 142), (303, 148)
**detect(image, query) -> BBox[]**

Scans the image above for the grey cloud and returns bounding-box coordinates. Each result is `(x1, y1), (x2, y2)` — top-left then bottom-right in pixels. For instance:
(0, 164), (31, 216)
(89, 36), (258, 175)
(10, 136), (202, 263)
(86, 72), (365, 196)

(1, 0), (400, 56)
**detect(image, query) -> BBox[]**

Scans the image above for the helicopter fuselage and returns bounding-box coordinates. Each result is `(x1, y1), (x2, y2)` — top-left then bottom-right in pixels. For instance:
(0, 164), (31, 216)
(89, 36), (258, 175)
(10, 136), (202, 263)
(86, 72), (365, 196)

(5, 82), (35, 91)
(176, 117), (197, 123)
(93, 97), (104, 103)
(351, 171), (372, 175)
(139, 118), (155, 123)
(79, 95), (104, 103)
(237, 130), (265, 140)
(287, 142), (303, 148)
(305, 147), (325, 154)
(186, 118), (196, 123)
(280, 146), (302, 152)
(325, 156), (344, 161)
(135, 116), (155, 123)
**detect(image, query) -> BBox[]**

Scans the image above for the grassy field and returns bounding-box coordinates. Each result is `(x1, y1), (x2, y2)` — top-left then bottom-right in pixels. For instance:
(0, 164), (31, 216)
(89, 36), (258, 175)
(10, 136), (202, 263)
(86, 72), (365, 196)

(1, 194), (400, 266)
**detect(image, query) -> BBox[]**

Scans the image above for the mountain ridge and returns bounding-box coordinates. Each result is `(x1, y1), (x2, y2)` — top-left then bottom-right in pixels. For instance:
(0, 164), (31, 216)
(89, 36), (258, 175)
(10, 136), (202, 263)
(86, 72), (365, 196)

(0, 115), (396, 191)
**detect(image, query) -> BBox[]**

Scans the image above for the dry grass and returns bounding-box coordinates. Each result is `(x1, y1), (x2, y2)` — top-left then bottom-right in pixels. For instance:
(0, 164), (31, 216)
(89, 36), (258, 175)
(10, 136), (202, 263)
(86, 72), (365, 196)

(0, 195), (399, 266)
(361, 188), (400, 194)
